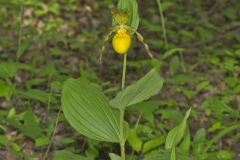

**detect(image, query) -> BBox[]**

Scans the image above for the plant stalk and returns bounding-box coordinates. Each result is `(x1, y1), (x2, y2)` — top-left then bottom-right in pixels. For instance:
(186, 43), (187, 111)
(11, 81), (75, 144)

(156, 0), (168, 50)
(121, 53), (127, 89)
(120, 110), (125, 160)
(120, 53), (127, 160)
(17, 1), (24, 62)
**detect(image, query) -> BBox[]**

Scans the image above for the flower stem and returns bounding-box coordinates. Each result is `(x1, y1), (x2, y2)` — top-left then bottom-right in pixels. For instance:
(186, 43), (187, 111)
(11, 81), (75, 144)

(120, 53), (127, 160)
(120, 110), (125, 160)
(121, 53), (127, 89)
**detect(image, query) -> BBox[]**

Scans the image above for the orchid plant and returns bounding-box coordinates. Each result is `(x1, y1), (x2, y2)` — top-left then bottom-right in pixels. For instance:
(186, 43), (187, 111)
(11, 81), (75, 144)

(61, 0), (191, 160)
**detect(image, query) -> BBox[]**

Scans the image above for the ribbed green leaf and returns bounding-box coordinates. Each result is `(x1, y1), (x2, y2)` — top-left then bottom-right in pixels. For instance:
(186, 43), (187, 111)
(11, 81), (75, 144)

(179, 128), (191, 154)
(142, 136), (165, 153)
(110, 69), (164, 110)
(127, 129), (143, 152)
(18, 89), (56, 104)
(117, 0), (139, 30)
(109, 153), (121, 160)
(53, 150), (89, 160)
(62, 79), (120, 143)
(170, 148), (176, 160)
(165, 108), (191, 149)
(0, 83), (15, 101)
(0, 61), (17, 78)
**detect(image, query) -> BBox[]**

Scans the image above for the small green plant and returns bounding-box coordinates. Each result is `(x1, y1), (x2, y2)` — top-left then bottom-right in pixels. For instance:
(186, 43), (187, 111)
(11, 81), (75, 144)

(61, 0), (191, 160)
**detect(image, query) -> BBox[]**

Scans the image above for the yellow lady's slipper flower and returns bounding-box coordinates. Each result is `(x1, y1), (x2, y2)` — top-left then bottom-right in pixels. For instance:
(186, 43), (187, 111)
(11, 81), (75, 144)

(99, 9), (153, 62)
(112, 28), (131, 54)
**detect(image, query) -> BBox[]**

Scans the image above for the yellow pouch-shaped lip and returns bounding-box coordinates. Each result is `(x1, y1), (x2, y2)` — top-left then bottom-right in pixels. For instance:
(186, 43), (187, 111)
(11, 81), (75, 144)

(112, 29), (131, 54)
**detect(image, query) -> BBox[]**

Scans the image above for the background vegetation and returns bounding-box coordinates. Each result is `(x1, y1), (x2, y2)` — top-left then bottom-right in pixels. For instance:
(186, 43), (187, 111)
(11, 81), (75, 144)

(0, 0), (240, 159)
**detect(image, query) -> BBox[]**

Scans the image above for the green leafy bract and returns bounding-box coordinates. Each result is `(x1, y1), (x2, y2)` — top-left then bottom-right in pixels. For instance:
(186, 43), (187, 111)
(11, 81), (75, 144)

(117, 0), (139, 30)
(110, 69), (164, 110)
